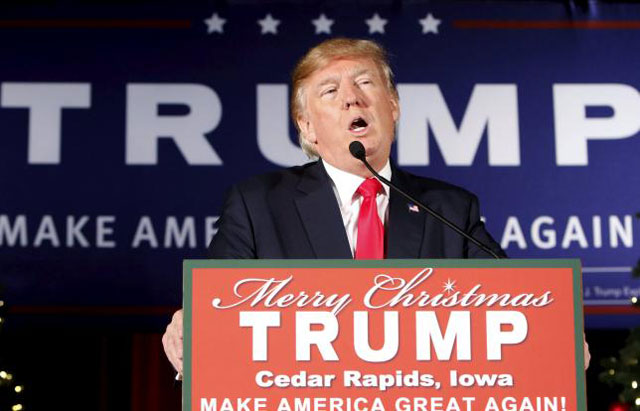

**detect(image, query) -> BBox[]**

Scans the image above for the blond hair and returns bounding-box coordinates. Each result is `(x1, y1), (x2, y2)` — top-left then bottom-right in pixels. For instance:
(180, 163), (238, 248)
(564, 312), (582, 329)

(291, 38), (398, 157)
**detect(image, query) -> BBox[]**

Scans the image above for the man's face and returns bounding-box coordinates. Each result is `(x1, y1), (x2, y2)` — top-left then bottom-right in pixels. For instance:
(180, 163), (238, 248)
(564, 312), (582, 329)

(297, 57), (399, 174)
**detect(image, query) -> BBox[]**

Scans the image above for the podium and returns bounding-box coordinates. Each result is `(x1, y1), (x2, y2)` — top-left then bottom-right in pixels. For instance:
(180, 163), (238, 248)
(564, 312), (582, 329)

(183, 259), (587, 411)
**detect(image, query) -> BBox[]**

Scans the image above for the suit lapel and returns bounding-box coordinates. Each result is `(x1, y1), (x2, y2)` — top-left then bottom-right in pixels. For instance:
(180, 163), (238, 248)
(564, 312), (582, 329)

(294, 161), (353, 259)
(386, 165), (427, 259)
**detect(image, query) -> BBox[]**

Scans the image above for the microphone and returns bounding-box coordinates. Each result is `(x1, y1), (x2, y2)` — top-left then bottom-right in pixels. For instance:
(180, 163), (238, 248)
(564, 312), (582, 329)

(349, 141), (502, 259)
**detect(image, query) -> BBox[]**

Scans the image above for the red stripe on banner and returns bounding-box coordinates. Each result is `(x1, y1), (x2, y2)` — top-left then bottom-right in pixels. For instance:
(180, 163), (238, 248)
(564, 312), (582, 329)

(584, 306), (639, 314)
(454, 20), (640, 29)
(0, 19), (191, 28)
(7, 305), (178, 315)
(8, 305), (638, 315)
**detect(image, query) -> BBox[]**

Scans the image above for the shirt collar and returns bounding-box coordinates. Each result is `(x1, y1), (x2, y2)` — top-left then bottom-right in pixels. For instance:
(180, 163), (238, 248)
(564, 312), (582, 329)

(323, 159), (392, 208)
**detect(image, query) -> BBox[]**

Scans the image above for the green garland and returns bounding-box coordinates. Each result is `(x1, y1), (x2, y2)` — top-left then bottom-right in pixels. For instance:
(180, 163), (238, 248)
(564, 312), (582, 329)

(599, 212), (640, 408)
(0, 293), (25, 411)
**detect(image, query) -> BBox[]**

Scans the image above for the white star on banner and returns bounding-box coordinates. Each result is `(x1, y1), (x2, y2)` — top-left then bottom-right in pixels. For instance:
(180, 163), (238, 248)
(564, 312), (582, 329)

(365, 13), (387, 34)
(258, 13), (280, 35)
(419, 13), (441, 34)
(443, 278), (456, 294)
(204, 12), (226, 34)
(311, 13), (334, 34)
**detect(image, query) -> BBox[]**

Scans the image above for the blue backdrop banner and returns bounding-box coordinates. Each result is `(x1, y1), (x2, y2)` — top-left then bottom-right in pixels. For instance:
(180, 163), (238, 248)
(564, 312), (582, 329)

(1, 2), (639, 326)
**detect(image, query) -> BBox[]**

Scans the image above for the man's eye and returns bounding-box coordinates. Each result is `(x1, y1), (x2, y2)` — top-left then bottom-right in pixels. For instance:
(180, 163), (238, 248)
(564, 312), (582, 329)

(358, 79), (372, 85)
(322, 88), (336, 96)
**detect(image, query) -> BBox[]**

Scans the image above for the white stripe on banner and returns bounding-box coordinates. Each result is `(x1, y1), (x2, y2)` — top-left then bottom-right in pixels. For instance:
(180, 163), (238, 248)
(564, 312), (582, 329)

(584, 300), (632, 306)
(582, 266), (633, 273)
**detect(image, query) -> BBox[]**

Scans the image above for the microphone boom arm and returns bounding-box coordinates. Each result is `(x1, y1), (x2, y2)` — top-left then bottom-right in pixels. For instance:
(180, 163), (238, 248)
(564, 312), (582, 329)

(349, 141), (502, 259)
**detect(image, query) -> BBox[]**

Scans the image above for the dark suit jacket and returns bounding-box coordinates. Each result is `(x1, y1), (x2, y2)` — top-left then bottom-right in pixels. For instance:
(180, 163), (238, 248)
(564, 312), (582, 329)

(208, 161), (505, 259)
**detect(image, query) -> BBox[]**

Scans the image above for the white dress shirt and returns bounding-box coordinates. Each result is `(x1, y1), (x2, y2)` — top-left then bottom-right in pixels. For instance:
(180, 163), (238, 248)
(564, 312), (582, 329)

(323, 160), (392, 257)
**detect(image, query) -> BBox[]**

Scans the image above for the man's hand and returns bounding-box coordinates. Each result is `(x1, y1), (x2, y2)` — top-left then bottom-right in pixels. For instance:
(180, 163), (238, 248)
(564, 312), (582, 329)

(584, 333), (591, 370)
(162, 309), (183, 376)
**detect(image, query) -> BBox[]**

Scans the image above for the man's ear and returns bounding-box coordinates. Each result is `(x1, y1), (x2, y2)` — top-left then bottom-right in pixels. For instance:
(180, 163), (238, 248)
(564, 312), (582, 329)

(390, 97), (400, 123)
(297, 115), (316, 145)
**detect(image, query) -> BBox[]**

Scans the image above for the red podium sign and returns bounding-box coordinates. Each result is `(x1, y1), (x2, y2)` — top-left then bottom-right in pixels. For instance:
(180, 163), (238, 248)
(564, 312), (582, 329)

(184, 260), (586, 411)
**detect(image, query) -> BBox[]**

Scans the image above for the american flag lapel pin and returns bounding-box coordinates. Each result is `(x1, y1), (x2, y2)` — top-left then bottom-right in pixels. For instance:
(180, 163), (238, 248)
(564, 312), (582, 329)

(408, 203), (419, 213)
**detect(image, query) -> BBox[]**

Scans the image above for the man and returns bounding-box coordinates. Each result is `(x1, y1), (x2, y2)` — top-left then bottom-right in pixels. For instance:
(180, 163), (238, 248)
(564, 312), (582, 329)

(207, 38), (502, 260)
(163, 38), (587, 374)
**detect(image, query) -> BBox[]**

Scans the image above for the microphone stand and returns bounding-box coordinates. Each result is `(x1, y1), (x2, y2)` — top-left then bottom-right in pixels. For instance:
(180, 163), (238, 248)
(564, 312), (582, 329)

(349, 141), (502, 260)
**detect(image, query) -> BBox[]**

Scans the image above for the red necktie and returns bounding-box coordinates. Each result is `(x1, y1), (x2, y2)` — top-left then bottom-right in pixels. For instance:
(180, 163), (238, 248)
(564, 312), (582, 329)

(355, 178), (384, 259)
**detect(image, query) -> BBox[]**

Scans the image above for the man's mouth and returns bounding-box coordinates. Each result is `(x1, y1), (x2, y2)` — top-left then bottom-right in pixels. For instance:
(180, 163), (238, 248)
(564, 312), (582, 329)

(349, 117), (369, 134)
